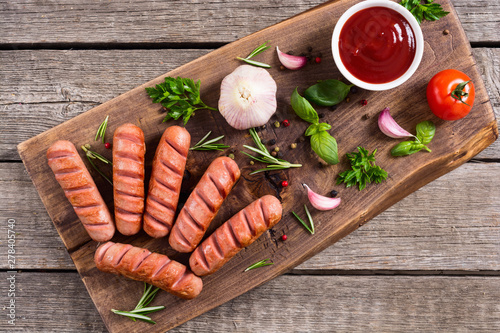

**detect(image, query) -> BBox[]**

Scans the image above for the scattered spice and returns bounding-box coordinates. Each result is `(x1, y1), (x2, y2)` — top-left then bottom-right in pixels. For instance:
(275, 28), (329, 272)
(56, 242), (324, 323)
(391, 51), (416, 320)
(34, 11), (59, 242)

(290, 143), (297, 149)
(280, 65), (285, 71)
(360, 99), (368, 106)
(346, 97), (350, 103)
(318, 113), (325, 119)
(329, 105), (338, 111)
(315, 57), (321, 64)
(271, 151), (278, 157)
(104, 142), (111, 149)
(282, 119), (290, 127)
(268, 139), (276, 145)
(443, 29), (449, 35)
(281, 180), (289, 187)
(330, 190), (338, 198)
(281, 234), (288, 241)
(274, 147), (280, 152)
(250, 160), (255, 165)
(274, 121), (280, 128)
(228, 153), (235, 159)
(261, 124), (267, 129)
(350, 86), (359, 94)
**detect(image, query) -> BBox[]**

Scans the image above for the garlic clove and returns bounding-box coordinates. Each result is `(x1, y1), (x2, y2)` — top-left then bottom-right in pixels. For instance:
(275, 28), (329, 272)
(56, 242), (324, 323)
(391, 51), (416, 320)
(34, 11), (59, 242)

(218, 65), (277, 130)
(303, 184), (341, 211)
(276, 47), (307, 70)
(378, 107), (414, 139)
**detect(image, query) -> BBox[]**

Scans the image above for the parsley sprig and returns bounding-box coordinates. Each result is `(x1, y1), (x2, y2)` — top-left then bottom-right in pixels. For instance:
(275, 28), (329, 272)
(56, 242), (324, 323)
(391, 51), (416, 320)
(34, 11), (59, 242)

(337, 147), (388, 191)
(111, 283), (165, 325)
(237, 41), (271, 68)
(400, 0), (449, 24)
(145, 76), (217, 125)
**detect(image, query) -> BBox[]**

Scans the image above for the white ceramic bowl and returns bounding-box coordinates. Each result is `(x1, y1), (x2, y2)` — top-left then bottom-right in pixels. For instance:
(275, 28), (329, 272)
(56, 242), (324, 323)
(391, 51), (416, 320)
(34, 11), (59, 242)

(331, 0), (424, 91)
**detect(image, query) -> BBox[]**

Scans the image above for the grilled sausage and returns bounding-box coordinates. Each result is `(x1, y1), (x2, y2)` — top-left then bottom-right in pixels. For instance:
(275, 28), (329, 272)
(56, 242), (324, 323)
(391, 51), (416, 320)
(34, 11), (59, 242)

(95, 242), (203, 299)
(189, 195), (282, 276)
(143, 126), (190, 238)
(47, 140), (115, 242)
(169, 157), (240, 253)
(113, 123), (146, 236)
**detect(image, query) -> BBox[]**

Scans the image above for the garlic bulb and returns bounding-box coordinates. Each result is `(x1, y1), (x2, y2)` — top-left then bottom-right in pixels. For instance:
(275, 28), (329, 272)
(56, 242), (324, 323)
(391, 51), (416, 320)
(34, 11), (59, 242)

(218, 65), (277, 130)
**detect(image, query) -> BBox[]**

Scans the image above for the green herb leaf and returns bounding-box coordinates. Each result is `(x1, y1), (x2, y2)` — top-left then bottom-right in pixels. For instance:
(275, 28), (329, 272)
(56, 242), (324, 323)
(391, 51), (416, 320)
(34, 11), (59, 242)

(291, 87), (319, 124)
(415, 120), (436, 145)
(146, 77), (216, 125)
(237, 41), (271, 68)
(337, 147), (388, 190)
(190, 131), (230, 151)
(304, 79), (352, 106)
(292, 205), (315, 234)
(94, 115), (109, 143)
(310, 131), (339, 165)
(245, 258), (274, 271)
(391, 141), (425, 156)
(399, 0), (449, 24)
(243, 128), (302, 174)
(81, 145), (113, 185)
(111, 283), (164, 325)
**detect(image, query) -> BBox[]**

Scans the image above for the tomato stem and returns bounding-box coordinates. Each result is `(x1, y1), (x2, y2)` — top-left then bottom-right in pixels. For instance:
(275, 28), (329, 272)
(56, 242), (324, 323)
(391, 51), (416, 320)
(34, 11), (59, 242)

(451, 80), (471, 106)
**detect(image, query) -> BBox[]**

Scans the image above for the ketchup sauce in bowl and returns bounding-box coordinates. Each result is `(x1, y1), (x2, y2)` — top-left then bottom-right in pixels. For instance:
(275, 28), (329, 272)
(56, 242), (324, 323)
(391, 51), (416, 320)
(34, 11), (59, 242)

(332, 0), (424, 91)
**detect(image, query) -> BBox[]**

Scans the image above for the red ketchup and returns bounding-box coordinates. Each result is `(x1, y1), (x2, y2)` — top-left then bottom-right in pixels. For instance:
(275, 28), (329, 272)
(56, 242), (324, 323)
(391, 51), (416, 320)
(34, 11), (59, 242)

(338, 7), (416, 84)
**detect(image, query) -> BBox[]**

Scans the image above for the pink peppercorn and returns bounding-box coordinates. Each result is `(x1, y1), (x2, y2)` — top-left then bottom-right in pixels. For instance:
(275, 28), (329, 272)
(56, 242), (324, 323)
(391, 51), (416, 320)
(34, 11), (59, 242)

(360, 99), (368, 106)
(281, 180), (289, 187)
(281, 234), (288, 241)
(282, 119), (290, 127)
(315, 57), (321, 63)
(104, 142), (111, 149)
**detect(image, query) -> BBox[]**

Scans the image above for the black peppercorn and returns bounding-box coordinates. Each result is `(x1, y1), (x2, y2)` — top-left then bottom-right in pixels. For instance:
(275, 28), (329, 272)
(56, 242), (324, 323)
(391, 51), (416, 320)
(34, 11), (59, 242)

(350, 86), (359, 94)
(330, 190), (338, 198)
(329, 105), (337, 111)
(318, 113), (325, 119)
(268, 139), (276, 145)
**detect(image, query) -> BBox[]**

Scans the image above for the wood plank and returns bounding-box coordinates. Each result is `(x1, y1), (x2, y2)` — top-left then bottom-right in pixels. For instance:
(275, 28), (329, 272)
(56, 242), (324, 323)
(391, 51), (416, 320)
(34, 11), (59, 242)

(1, 0), (498, 44)
(1, 47), (499, 161)
(12, 1), (500, 331)
(2, 162), (500, 271)
(2, 272), (500, 332)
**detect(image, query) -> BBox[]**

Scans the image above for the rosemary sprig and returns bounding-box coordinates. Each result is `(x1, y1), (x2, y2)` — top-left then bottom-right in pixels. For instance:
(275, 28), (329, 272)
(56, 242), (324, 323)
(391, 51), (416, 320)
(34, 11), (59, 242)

(237, 41), (271, 68)
(292, 205), (315, 234)
(190, 131), (230, 151)
(111, 283), (165, 325)
(242, 128), (302, 175)
(245, 258), (274, 272)
(95, 115), (109, 143)
(81, 145), (113, 185)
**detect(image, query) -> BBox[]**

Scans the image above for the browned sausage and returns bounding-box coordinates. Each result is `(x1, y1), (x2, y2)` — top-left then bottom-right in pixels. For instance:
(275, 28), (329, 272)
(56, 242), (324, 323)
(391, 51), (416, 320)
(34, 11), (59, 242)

(143, 126), (191, 238)
(47, 140), (115, 242)
(94, 242), (203, 299)
(169, 157), (240, 253)
(113, 123), (146, 236)
(189, 195), (282, 276)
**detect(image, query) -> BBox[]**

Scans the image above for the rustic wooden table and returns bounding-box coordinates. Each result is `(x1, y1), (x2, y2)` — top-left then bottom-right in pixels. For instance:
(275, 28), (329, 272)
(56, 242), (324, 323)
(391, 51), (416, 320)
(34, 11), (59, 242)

(1, 0), (499, 331)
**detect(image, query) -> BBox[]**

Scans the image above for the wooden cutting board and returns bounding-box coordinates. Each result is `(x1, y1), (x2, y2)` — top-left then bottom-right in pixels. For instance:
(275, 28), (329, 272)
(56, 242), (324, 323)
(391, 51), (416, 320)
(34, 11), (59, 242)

(17, 0), (498, 331)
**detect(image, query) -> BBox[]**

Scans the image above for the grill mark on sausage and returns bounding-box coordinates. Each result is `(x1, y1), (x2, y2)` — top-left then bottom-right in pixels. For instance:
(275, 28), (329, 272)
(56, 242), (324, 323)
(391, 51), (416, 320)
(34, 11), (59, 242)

(144, 211), (171, 230)
(183, 209), (204, 232)
(114, 245), (133, 267)
(115, 133), (143, 146)
(158, 158), (180, 176)
(208, 173), (226, 200)
(212, 234), (225, 259)
(115, 207), (142, 216)
(150, 257), (172, 279)
(196, 246), (210, 272)
(115, 151), (143, 163)
(115, 170), (142, 180)
(95, 242), (114, 263)
(165, 138), (187, 158)
(64, 185), (92, 193)
(170, 266), (188, 289)
(195, 188), (216, 213)
(153, 176), (176, 193)
(173, 227), (191, 249)
(72, 203), (101, 209)
(54, 167), (82, 175)
(148, 195), (175, 213)
(85, 222), (113, 227)
(221, 159), (237, 183)
(133, 252), (151, 272)
(259, 199), (270, 228)
(47, 153), (75, 161)
(115, 189), (143, 199)
(227, 222), (242, 249)
(242, 210), (256, 237)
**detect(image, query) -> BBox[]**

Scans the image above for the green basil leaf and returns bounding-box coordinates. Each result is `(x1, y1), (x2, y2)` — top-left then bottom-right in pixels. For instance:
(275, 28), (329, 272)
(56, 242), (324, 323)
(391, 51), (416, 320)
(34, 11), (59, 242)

(391, 141), (424, 156)
(291, 88), (319, 124)
(305, 124), (319, 137)
(415, 120), (435, 145)
(310, 131), (339, 165)
(317, 122), (332, 131)
(304, 80), (352, 106)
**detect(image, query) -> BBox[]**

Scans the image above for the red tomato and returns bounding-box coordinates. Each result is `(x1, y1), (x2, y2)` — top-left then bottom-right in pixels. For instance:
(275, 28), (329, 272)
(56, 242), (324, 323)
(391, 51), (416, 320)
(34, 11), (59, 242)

(426, 69), (475, 121)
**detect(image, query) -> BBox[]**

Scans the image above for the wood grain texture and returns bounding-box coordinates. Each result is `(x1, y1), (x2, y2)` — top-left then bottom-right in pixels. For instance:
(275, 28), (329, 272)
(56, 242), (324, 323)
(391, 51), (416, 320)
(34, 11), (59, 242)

(2, 272), (500, 332)
(2, 162), (500, 272)
(1, 47), (499, 161)
(15, 0), (497, 331)
(1, 0), (499, 44)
